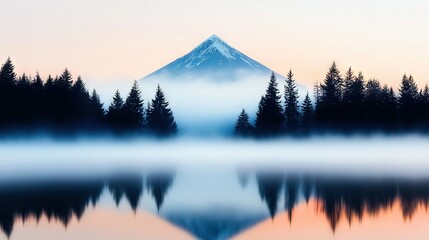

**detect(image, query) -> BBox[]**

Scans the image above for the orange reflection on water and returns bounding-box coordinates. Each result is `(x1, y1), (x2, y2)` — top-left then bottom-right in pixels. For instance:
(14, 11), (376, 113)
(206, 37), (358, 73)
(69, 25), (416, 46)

(234, 199), (429, 240)
(3, 207), (193, 240)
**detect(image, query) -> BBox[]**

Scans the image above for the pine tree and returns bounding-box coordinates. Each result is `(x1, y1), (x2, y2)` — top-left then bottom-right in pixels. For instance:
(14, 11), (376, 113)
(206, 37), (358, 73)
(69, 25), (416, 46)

(349, 72), (365, 127)
(15, 73), (32, 125)
(234, 109), (254, 136)
(301, 92), (313, 132)
(123, 81), (144, 131)
(107, 90), (125, 131)
(72, 76), (89, 96)
(255, 72), (284, 136)
(342, 67), (355, 107)
(398, 74), (419, 128)
(0, 57), (16, 87)
(380, 85), (397, 130)
(50, 69), (74, 129)
(147, 85), (177, 136)
(43, 75), (55, 124)
(57, 68), (73, 90)
(89, 89), (105, 127)
(72, 77), (90, 103)
(17, 73), (31, 87)
(109, 91), (124, 113)
(0, 58), (17, 128)
(284, 70), (300, 132)
(317, 62), (343, 128)
(69, 76), (90, 128)
(32, 72), (44, 91)
(364, 79), (382, 128)
(31, 73), (45, 123)
(44, 75), (54, 91)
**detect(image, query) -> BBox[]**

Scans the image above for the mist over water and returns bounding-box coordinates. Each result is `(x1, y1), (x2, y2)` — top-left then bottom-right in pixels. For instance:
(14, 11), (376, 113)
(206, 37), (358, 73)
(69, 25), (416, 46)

(0, 134), (428, 179)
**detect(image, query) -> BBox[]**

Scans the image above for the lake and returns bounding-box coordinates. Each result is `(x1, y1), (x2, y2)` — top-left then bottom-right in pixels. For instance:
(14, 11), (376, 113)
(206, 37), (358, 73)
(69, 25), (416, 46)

(1, 136), (429, 239)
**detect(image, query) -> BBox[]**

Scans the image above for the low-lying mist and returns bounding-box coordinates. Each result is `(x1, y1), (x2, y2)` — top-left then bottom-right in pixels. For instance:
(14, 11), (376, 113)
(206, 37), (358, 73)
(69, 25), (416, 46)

(1, 134), (428, 179)
(87, 72), (309, 136)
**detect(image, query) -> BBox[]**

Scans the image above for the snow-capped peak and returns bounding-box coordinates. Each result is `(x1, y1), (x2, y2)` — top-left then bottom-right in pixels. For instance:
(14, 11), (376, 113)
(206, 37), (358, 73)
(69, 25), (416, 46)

(191, 34), (237, 63)
(143, 34), (273, 79)
(207, 34), (221, 41)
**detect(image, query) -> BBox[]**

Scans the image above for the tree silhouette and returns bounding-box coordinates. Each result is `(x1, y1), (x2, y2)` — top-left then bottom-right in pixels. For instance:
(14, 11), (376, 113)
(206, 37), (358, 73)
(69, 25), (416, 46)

(301, 92), (313, 133)
(364, 79), (383, 129)
(0, 58), (17, 129)
(71, 76), (91, 129)
(30, 73), (45, 125)
(146, 85), (177, 136)
(255, 72), (284, 136)
(106, 90), (125, 132)
(0, 58), (16, 86)
(342, 67), (355, 107)
(317, 62), (343, 129)
(234, 109), (254, 136)
(4, 57), (429, 137)
(57, 68), (73, 90)
(123, 81), (144, 131)
(89, 89), (105, 129)
(48, 69), (76, 130)
(398, 75), (419, 129)
(380, 85), (397, 131)
(343, 70), (365, 129)
(15, 73), (32, 126)
(284, 70), (300, 133)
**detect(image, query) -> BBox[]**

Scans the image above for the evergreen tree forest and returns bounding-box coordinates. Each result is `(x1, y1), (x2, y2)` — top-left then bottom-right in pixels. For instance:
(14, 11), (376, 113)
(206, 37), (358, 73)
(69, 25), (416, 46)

(0, 58), (177, 137)
(235, 62), (429, 137)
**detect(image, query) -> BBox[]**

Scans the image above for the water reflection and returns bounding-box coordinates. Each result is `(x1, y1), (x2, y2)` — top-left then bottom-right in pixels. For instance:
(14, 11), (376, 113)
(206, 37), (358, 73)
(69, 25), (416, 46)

(1, 168), (429, 239)
(0, 171), (174, 238)
(146, 172), (175, 211)
(107, 174), (143, 210)
(253, 172), (429, 232)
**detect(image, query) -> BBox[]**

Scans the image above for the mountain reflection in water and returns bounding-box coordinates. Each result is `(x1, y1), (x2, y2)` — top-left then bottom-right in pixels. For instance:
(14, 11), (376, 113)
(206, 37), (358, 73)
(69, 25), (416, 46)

(1, 168), (429, 240)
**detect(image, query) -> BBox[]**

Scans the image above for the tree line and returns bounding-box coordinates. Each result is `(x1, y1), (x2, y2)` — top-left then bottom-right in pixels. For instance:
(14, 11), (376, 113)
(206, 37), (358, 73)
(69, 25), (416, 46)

(235, 62), (429, 136)
(0, 58), (177, 137)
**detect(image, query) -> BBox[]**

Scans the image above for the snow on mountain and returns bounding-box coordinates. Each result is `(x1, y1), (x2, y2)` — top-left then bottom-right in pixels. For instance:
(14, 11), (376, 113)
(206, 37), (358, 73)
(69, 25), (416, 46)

(144, 34), (270, 80)
(139, 34), (309, 135)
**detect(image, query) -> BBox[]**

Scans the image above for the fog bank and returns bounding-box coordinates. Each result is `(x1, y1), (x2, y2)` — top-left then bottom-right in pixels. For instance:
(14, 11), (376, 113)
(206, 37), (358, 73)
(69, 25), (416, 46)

(0, 135), (428, 179)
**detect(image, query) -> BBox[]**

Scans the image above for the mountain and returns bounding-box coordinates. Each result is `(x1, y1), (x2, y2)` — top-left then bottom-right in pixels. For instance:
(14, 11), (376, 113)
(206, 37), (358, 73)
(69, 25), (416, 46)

(139, 34), (308, 135)
(143, 34), (272, 80)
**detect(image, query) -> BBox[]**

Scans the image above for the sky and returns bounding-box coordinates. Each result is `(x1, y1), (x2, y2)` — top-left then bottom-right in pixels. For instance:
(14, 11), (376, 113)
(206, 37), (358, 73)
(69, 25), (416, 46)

(0, 0), (428, 89)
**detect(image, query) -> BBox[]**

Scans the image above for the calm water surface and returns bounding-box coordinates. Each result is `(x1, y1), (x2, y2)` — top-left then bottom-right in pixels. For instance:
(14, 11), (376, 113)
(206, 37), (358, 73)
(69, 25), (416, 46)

(1, 165), (429, 240)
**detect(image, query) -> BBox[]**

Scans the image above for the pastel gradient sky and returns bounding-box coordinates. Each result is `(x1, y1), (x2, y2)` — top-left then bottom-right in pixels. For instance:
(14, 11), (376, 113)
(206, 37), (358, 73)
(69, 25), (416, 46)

(0, 0), (428, 88)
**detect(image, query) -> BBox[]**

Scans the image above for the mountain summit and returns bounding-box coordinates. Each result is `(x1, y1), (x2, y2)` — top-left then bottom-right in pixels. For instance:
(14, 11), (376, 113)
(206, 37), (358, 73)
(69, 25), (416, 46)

(143, 34), (271, 80)
(139, 35), (308, 135)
